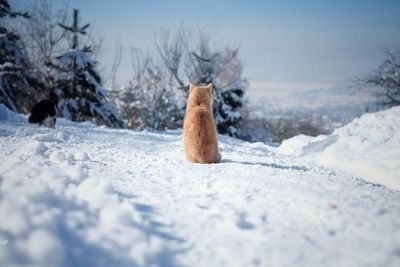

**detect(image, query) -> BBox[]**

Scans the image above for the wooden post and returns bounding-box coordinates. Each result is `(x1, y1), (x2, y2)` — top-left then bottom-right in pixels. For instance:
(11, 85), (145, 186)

(73, 9), (78, 49)
(57, 9), (91, 99)
(58, 9), (90, 51)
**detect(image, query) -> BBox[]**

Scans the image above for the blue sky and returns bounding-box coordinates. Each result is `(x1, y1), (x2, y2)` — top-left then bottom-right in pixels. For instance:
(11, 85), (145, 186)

(15, 0), (400, 86)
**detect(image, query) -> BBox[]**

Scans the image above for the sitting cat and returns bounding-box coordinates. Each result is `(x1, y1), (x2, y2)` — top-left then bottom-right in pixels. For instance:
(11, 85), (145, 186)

(183, 83), (221, 163)
(28, 92), (58, 127)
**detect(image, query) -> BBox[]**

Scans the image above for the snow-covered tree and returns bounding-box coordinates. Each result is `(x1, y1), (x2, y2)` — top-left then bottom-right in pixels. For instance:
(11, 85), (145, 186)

(0, 0), (45, 113)
(51, 9), (124, 128)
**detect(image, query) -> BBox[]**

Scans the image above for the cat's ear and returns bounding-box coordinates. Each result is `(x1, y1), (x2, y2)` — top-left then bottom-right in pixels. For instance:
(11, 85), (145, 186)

(189, 83), (194, 93)
(206, 83), (213, 93)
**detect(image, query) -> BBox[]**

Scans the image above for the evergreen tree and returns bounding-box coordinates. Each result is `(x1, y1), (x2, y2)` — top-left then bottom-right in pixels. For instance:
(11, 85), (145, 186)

(51, 9), (124, 128)
(0, 0), (45, 113)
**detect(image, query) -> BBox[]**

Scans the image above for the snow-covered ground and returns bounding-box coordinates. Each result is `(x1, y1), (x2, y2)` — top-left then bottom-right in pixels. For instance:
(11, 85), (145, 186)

(1, 104), (400, 267)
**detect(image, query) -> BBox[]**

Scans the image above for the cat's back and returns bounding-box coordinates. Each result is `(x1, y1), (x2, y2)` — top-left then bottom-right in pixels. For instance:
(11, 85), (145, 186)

(184, 104), (213, 131)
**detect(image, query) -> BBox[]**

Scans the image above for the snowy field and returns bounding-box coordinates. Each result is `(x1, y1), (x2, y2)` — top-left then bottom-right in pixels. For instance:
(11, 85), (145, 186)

(248, 81), (375, 113)
(0, 104), (400, 267)
(248, 81), (376, 128)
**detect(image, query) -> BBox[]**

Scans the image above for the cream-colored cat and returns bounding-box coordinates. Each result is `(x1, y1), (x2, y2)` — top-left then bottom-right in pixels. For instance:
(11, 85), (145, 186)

(183, 83), (221, 164)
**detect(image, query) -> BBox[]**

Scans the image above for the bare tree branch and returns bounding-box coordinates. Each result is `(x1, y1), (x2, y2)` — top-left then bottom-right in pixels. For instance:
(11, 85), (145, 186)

(360, 49), (400, 107)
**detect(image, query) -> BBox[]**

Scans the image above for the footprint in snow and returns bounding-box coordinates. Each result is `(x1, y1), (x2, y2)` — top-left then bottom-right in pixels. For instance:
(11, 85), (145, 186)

(236, 213), (256, 230)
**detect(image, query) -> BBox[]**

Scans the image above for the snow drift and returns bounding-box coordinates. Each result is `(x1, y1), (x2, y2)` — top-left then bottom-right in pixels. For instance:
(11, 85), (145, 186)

(279, 106), (400, 191)
(1, 104), (400, 267)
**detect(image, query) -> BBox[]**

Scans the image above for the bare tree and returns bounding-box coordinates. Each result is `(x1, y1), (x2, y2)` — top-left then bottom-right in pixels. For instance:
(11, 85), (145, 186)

(184, 32), (247, 136)
(362, 49), (400, 107)
(14, 0), (70, 85)
(114, 48), (183, 130)
(155, 27), (190, 90)
(101, 39), (123, 89)
(156, 27), (247, 136)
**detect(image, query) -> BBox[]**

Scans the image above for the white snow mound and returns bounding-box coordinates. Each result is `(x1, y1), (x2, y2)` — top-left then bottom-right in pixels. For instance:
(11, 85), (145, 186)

(279, 106), (400, 191)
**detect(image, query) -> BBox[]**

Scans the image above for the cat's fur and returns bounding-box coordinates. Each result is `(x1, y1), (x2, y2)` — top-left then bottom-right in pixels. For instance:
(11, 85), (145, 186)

(183, 83), (221, 163)
(28, 93), (58, 127)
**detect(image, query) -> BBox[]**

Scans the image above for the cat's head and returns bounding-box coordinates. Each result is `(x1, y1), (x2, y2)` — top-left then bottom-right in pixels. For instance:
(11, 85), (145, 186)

(187, 83), (213, 109)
